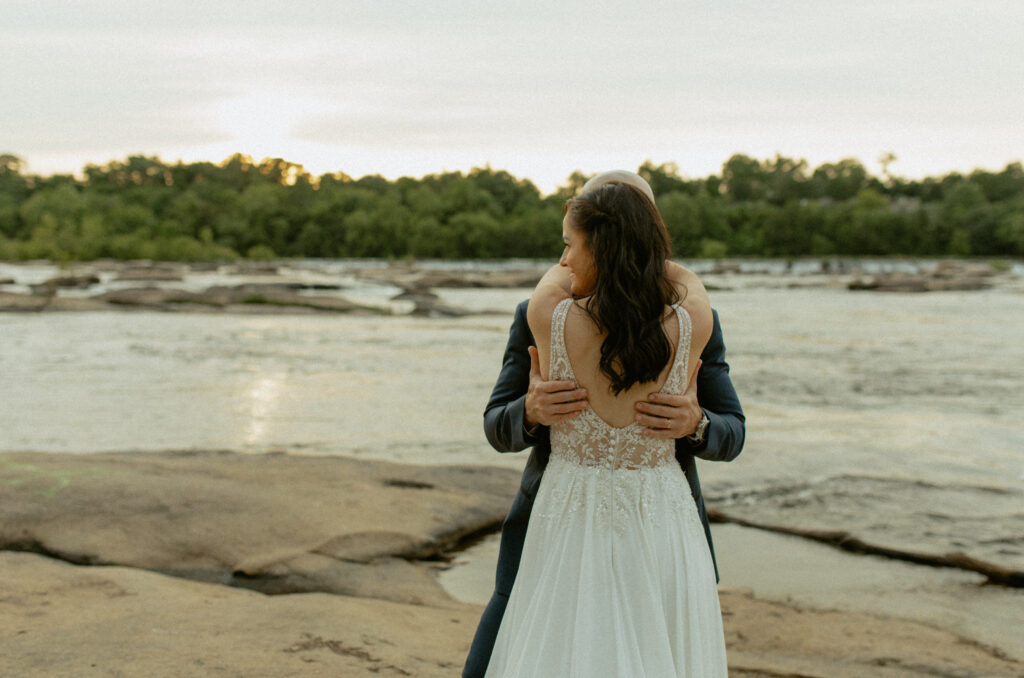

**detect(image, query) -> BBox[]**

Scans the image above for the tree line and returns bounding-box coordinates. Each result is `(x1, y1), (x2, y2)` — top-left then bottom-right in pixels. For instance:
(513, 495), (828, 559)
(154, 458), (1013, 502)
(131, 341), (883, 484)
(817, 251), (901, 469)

(0, 152), (1021, 262)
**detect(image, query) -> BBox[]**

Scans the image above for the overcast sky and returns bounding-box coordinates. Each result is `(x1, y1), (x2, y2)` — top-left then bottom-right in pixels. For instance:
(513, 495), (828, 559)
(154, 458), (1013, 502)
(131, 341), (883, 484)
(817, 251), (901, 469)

(3, 1), (1022, 193)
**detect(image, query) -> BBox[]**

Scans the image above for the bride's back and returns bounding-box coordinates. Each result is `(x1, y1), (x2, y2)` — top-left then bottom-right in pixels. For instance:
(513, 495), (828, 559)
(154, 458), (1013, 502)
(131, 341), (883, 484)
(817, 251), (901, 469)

(560, 300), (685, 428)
(542, 290), (703, 470)
(533, 265), (711, 413)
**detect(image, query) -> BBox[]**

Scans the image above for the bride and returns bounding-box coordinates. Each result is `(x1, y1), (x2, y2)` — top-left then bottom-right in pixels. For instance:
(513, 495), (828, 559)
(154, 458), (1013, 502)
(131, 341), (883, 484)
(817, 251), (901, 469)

(482, 180), (728, 676)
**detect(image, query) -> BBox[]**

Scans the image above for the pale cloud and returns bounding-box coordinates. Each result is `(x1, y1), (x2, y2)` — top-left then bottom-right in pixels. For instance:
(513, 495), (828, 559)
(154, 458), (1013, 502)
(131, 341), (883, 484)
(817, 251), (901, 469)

(3, 1), (1022, 191)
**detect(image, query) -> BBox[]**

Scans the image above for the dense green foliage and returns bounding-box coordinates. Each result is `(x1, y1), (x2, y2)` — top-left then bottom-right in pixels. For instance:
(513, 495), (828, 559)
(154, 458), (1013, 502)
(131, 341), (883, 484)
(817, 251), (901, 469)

(0, 152), (1021, 261)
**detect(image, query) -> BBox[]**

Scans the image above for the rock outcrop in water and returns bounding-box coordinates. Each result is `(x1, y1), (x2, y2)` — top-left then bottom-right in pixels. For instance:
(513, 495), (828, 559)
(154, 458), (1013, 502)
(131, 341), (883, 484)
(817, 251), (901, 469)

(357, 263), (543, 291)
(708, 474), (1024, 587)
(2, 258), (1018, 315)
(0, 260), (546, 315)
(96, 283), (385, 314)
(847, 260), (1000, 292)
(27, 274), (101, 293)
(0, 284), (387, 314)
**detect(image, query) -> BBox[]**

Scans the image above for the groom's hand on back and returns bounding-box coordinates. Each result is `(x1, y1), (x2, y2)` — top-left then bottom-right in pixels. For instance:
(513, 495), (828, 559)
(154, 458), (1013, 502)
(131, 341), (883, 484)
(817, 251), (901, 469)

(524, 345), (588, 429)
(635, 359), (703, 438)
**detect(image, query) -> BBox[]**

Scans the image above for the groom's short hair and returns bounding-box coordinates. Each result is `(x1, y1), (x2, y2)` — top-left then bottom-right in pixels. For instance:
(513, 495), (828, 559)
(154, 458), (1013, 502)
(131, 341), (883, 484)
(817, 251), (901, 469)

(580, 170), (655, 203)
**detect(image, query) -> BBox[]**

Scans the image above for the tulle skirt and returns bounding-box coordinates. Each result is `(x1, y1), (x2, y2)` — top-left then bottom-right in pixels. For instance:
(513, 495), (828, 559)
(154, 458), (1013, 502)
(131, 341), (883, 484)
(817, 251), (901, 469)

(484, 456), (728, 678)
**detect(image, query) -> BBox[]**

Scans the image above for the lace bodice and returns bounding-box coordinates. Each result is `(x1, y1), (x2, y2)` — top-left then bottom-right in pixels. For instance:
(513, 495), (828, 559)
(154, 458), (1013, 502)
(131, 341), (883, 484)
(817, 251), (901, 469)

(549, 298), (692, 470)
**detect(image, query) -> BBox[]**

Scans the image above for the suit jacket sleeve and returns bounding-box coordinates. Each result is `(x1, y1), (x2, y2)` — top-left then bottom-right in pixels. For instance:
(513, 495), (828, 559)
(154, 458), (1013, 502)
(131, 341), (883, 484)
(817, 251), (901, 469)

(483, 301), (548, 453)
(677, 308), (746, 462)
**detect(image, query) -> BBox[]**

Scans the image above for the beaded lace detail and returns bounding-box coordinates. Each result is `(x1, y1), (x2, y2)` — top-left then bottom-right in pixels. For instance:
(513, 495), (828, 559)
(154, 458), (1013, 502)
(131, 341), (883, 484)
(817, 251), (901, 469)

(549, 297), (692, 471)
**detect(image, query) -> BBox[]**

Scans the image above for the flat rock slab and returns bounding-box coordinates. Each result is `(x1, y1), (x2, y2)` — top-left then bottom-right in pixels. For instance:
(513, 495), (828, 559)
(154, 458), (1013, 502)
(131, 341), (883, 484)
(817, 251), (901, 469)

(96, 286), (384, 314)
(2, 553), (1019, 678)
(710, 473), (1024, 585)
(0, 551), (480, 678)
(357, 266), (543, 290)
(720, 587), (1022, 677)
(0, 450), (520, 603)
(0, 291), (49, 311)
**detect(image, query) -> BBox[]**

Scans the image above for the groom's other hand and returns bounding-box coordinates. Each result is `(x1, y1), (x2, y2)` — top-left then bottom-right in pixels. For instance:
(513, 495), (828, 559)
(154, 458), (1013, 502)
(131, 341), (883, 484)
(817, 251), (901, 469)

(524, 345), (588, 428)
(636, 359), (703, 438)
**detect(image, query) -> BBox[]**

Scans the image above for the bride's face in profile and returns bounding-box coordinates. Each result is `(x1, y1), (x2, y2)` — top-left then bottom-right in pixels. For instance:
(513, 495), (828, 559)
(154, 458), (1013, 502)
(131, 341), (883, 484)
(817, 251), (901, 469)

(560, 216), (597, 296)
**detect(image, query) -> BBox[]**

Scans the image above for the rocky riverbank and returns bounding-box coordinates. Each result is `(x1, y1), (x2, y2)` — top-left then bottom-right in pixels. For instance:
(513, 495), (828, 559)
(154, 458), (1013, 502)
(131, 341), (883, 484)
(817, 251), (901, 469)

(0, 260), (545, 316)
(2, 450), (1020, 677)
(846, 259), (1004, 292)
(707, 474), (1024, 587)
(1, 258), (1019, 315)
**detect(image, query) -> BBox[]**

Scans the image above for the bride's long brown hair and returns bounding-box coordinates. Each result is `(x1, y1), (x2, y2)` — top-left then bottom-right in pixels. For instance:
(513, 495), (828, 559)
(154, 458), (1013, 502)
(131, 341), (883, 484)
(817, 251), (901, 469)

(564, 182), (682, 395)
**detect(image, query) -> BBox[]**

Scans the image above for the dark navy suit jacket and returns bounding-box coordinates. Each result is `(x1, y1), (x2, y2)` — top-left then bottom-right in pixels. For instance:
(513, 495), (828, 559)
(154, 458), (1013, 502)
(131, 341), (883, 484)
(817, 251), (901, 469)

(462, 300), (745, 678)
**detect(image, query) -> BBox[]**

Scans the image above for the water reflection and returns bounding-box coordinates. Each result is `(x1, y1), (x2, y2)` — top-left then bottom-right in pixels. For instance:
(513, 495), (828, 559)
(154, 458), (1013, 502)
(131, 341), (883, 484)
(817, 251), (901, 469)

(243, 372), (285, 446)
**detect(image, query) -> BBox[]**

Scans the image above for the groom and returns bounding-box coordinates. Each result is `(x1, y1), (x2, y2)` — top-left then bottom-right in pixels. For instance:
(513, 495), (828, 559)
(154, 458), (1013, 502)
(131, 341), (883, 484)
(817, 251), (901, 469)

(462, 171), (746, 678)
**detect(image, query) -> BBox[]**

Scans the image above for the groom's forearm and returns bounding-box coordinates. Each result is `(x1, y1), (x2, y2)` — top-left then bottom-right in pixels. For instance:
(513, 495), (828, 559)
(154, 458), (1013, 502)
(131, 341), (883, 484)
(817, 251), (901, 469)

(484, 395), (545, 452)
(691, 408), (745, 462)
(483, 301), (547, 453)
(686, 310), (745, 462)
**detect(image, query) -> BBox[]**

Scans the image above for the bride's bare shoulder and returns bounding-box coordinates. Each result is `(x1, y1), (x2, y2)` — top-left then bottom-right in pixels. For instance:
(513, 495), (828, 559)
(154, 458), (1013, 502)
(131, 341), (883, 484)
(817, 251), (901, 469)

(666, 261), (712, 343)
(666, 261), (708, 303)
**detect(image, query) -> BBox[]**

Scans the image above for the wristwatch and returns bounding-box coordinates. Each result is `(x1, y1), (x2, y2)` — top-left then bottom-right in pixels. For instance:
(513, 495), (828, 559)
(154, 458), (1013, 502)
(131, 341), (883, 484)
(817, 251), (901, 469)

(686, 412), (709, 443)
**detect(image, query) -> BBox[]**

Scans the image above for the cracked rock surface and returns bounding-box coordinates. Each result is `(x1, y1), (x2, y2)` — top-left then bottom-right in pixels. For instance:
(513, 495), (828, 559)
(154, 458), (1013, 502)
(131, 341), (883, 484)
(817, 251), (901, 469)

(2, 450), (1021, 677)
(0, 450), (519, 604)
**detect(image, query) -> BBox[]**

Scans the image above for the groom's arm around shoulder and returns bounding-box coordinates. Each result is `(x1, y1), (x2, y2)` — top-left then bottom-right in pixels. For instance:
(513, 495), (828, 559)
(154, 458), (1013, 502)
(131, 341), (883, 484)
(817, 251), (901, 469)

(684, 308), (745, 462)
(483, 264), (570, 452)
(666, 261), (745, 462)
(483, 300), (547, 453)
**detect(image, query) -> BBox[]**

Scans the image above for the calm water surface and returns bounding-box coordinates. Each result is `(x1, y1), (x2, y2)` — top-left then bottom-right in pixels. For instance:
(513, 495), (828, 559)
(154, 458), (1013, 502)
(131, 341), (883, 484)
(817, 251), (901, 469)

(3, 280), (1021, 487)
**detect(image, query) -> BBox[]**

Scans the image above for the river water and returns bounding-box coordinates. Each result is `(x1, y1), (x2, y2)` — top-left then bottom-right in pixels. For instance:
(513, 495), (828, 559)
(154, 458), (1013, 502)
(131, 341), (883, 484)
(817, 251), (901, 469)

(3, 262), (1021, 484)
(2, 260), (1023, 652)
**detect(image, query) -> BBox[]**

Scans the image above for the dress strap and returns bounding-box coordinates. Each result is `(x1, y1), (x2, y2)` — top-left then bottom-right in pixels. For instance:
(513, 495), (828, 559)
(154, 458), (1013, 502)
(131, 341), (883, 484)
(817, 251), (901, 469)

(549, 298), (575, 381)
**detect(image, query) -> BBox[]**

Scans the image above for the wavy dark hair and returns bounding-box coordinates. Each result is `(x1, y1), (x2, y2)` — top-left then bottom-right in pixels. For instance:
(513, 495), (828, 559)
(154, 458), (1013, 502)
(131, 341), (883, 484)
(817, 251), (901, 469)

(564, 182), (682, 394)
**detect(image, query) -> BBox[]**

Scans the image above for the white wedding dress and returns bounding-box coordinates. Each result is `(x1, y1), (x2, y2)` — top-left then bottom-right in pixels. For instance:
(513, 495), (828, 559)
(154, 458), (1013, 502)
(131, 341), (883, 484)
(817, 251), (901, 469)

(484, 298), (728, 678)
